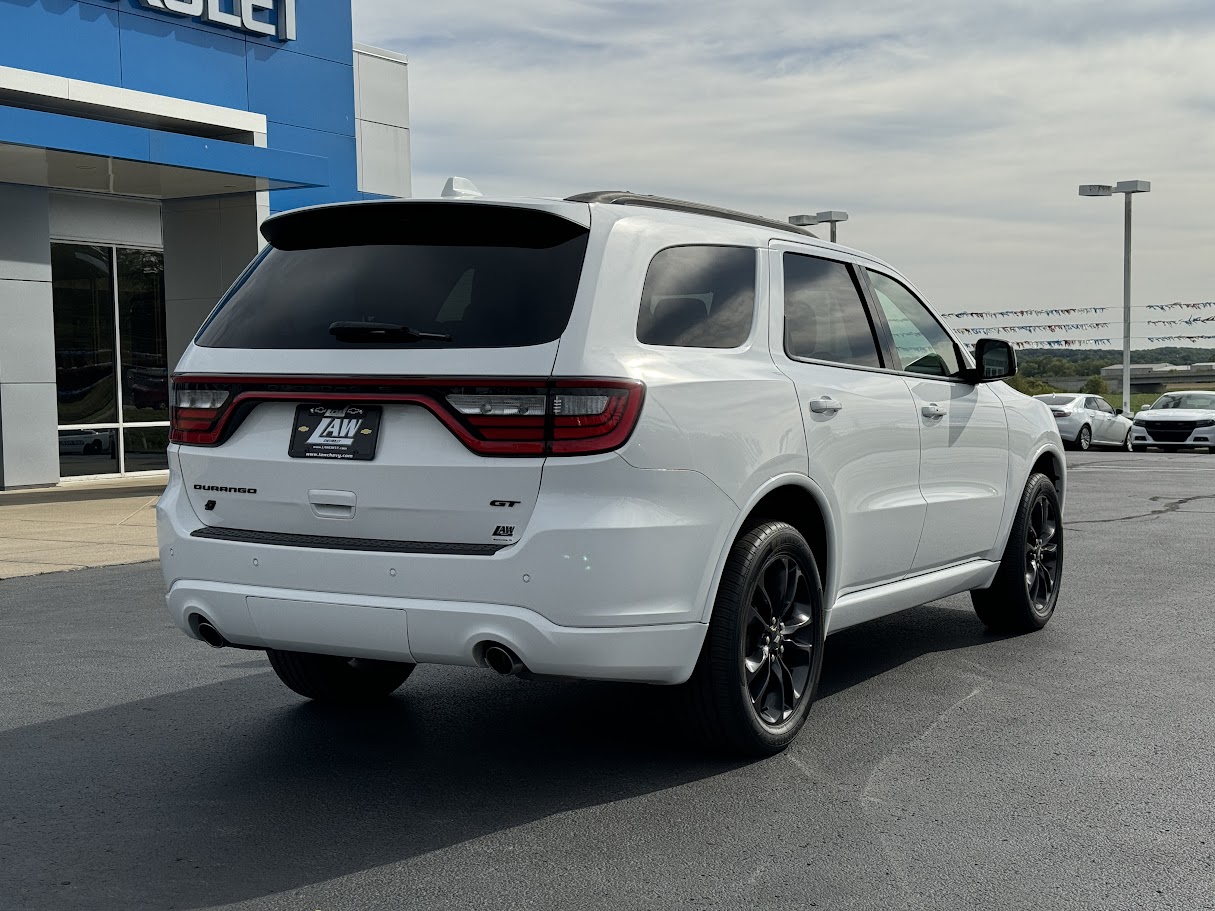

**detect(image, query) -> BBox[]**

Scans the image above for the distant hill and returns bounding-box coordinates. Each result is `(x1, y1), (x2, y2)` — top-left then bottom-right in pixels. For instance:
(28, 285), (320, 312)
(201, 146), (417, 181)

(1018, 347), (1215, 379)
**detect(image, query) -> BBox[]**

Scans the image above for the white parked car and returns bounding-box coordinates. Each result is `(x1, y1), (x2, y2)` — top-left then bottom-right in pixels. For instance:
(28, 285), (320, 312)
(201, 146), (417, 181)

(1132, 390), (1215, 452)
(58, 429), (113, 455)
(1033, 394), (1134, 451)
(158, 190), (1066, 755)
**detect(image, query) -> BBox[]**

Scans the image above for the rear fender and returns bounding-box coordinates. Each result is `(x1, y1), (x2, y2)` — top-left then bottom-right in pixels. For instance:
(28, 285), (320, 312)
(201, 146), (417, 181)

(698, 472), (841, 624)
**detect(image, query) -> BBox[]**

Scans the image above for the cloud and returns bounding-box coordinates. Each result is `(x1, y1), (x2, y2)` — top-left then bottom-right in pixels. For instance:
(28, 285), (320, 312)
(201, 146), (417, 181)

(353, 0), (1215, 344)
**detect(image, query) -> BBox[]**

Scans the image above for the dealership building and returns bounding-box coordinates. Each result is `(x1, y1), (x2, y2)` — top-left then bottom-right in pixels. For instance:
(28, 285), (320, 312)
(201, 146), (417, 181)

(0, 0), (411, 488)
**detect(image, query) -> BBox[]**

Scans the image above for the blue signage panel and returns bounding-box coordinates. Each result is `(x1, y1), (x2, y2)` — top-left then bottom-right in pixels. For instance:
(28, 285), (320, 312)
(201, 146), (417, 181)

(0, 0), (358, 206)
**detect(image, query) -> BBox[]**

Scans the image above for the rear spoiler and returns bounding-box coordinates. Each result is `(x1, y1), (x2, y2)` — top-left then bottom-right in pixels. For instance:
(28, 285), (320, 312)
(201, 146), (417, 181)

(261, 200), (590, 250)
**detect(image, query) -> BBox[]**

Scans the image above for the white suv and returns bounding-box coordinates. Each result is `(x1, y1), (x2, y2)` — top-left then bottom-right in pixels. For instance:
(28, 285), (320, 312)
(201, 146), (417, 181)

(158, 191), (1066, 755)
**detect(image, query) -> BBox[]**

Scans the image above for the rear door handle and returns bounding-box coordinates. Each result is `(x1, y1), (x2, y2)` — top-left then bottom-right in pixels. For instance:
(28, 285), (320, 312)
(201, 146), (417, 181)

(808, 396), (844, 414)
(922, 404), (947, 419)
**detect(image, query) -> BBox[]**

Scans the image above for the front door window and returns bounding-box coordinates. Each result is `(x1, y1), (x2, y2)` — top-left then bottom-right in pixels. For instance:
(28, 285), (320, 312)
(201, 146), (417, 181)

(867, 271), (962, 378)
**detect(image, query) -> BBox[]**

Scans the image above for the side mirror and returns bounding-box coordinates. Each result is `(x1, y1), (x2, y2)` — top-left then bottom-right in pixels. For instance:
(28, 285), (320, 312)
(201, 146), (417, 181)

(1115, 408), (1124, 416)
(1139, 402), (1152, 410)
(966, 338), (1017, 383)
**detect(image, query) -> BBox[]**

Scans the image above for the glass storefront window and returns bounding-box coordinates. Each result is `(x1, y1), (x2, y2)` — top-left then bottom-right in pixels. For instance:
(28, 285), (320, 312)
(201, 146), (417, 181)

(57, 428), (120, 478)
(118, 249), (169, 423)
(51, 243), (169, 479)
(122, 427), (170, 473)
(52, 245), (117, 426)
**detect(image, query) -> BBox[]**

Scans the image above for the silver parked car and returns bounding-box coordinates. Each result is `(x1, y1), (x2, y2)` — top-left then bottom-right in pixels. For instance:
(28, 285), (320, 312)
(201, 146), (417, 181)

(1131, 390), (1215, 453)
(1034, 394), (1133, 451)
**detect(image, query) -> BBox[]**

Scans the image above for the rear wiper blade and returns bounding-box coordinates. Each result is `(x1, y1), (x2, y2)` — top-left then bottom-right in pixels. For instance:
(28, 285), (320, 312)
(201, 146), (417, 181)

(328, 321), (453, 343)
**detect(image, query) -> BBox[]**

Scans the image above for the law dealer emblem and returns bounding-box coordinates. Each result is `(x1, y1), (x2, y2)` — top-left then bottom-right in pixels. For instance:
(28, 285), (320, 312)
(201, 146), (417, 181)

(289, 405), (383, 461)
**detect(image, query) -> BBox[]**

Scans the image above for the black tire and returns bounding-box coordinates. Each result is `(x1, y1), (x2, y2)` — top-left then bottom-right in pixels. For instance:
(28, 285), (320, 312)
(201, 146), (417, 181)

(686, 521), (825, 756)
(266, 649), (414, 703)
(85, 440), (102, 455)
(1121, 430), (1133, 452)
(1075, 425), (1092, 451)
(971, 472), (1062, 634)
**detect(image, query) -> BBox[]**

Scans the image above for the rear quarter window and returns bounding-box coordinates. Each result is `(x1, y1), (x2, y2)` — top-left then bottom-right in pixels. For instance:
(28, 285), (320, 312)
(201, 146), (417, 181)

(195, 203), (590, 350)
(636, 245), (757, 348)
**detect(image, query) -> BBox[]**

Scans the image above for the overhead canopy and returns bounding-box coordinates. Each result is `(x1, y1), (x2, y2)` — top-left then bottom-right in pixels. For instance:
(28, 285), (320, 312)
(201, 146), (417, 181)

(0, 105), (327, 199)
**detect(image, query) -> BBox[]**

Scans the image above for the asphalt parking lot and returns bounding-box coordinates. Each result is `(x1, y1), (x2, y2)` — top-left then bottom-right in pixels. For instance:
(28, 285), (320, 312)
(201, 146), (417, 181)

(2, 449), (1214, 911)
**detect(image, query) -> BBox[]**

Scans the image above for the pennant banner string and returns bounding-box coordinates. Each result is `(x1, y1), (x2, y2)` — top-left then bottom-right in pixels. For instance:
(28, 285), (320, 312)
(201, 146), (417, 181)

(977, 334), (1215, 348)
(939, 307), (1110, 319)
(1145, 316), (1215, 326)
(941, 302), (1215, 322)
(1145, 301), (1215, 311)
(951, 323), (1111, 335)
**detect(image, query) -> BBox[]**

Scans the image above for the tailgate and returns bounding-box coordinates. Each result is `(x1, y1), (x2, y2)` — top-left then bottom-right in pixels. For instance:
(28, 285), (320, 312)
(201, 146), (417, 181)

(171, 199), (596, 550)
(179, 398), (543, 548)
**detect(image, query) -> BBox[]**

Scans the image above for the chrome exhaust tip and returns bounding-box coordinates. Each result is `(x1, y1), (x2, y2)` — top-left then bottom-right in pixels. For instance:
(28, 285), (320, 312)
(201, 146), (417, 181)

(196, 619), (227, 649)
(483, 643), (524, 676)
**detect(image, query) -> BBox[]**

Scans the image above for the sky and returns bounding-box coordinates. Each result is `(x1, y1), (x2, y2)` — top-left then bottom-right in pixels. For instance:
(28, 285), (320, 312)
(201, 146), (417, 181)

(352, 0), (1215, 349)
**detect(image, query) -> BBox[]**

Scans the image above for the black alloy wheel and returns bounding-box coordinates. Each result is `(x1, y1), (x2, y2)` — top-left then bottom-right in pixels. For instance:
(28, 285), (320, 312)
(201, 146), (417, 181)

(687, 521), (825, 756)
(971, 472), (1062, 633)
(744, 554), (817, 725)
(1023, 492), (1061, 617)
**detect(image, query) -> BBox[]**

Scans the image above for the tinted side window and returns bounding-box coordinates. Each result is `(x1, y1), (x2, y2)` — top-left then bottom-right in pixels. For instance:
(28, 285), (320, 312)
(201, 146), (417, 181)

(637, 246), (756, 348)
(783, 253), (881, 368)
(867, 271), (961, 378)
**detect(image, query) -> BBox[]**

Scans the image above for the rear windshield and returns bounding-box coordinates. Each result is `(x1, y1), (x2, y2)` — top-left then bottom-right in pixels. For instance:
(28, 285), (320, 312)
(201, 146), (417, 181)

(1036, 395), (1079, 406)
(196, 203), (590, 349)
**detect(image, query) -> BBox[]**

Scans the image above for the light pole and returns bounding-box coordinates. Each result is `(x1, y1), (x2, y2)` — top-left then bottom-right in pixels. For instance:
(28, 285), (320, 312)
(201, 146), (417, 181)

(789, 210), (849, 243)
(1079, 180), (1151, 414)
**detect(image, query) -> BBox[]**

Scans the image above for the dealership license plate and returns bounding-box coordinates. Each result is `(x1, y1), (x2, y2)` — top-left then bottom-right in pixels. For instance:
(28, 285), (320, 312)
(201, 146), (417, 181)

(289, 404), (382, 461)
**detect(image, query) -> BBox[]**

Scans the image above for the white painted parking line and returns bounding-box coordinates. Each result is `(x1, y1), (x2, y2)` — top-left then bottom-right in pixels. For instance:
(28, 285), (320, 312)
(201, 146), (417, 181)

(1068, 465), (1215, 472)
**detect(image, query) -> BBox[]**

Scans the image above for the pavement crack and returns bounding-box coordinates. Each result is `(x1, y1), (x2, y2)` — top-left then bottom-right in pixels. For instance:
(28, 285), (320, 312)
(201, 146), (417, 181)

(1066, 493), (1215, 526)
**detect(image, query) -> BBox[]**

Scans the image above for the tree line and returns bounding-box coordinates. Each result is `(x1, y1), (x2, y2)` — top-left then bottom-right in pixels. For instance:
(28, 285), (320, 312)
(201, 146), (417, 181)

(1017, 347), (1215, 379)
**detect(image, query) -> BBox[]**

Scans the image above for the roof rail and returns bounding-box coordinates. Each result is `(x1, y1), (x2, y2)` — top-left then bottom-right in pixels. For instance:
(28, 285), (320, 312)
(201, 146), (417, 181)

(565, 190), (817, 238)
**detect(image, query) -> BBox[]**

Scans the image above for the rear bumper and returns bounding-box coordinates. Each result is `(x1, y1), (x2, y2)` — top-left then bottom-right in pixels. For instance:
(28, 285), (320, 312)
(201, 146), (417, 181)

(159, 454), (737, 628)
(1052, 415), (1086, 441)
(166, 580), (707, 684)
(158, 452), (736, 682)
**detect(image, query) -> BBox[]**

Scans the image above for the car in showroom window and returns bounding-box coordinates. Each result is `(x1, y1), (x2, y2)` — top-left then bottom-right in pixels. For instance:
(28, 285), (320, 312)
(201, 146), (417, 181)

(160, 190), (1066, 756)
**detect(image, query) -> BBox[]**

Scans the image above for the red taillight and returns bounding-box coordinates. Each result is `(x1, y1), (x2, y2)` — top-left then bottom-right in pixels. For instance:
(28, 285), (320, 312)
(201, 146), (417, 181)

(169, 385), (233, 444)
(169, 376), (645, 457)
(549, 383), (642, 454)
